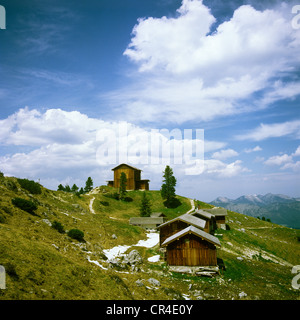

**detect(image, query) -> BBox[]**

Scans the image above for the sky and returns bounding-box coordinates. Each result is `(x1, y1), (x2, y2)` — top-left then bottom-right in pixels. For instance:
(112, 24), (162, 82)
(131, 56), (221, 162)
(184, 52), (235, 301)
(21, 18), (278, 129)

(0, 0), (300, 202)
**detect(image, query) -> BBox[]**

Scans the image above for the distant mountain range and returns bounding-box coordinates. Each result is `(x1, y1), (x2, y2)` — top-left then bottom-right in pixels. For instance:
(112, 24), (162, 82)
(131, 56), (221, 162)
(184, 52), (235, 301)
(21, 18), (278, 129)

(210, 193), (300, 229)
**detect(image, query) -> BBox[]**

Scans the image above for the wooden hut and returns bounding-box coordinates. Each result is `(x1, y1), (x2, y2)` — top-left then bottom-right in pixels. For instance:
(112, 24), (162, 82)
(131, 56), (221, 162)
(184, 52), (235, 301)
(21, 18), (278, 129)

(203, 207), (227, 230)
(157, 213), (206, 246)
(161, 226), (221, 266)
(150, 212), (167, 218)
(129, 217), (165, 230)
(107, 163), (150, 191)
(191, 209), (216, 234)
(129, 212), (166, 230)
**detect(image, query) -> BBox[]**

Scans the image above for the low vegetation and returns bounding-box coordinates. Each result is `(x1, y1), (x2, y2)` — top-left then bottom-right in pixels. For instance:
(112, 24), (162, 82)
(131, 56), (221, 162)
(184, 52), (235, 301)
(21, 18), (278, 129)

(0, 175), (299, 300)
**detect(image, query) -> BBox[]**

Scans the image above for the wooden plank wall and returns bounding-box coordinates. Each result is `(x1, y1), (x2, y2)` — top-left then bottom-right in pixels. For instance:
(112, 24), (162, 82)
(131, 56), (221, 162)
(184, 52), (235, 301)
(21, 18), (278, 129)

(114, 167), (135, 190)
(166, 234), (217, 266)
(167, 248), (217, 266)
(160, 221), (189, 245)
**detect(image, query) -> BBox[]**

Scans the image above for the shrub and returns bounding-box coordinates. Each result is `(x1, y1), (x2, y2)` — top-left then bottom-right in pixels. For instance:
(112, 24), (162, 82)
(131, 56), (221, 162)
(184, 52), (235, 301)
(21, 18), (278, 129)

(52, 220), (65, 233)
(17, 178), (42, 194)
(5, 263), (19, 280)
(67, 229), (85, 242)
(123, 196), (133, 202)
(12, 197), (38, 215)
(99, 201), (109, 206)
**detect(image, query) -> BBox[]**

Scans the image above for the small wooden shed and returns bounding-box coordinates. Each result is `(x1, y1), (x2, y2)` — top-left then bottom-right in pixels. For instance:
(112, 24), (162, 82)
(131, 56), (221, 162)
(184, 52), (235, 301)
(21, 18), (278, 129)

(150, 212), (167, 218)
(129, 217), (165, 229)
(191, 209), (216, 234)
(204, 207), (227, 230)
(107, 163), (150, 191)
(157, 213), (207, 246)
(161, 226), (221, 266)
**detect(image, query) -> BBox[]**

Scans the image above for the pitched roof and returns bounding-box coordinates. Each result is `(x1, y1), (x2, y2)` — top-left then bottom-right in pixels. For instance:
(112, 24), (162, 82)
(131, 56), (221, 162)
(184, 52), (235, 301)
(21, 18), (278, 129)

(191, 209), (214, 220)
(204, 207), (227, 216)
(157, 213), (206, 230)
(161, 225), (221, 247)
(150, 212), (167, 218)
(111, 163), (142, 171)
(129, 217), (164, 225)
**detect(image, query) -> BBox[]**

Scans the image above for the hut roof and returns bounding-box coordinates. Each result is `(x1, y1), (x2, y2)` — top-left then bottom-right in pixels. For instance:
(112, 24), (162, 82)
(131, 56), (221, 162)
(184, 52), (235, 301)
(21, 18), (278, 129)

(204, 207), (227, 216)
(191, 209), (214, 220)
(157, 213), (206, 230)
(129, 217), (164, 225)
(161, 226), (221, 247)
(111, 163), (142, 171)
(150, 212), (167, 218)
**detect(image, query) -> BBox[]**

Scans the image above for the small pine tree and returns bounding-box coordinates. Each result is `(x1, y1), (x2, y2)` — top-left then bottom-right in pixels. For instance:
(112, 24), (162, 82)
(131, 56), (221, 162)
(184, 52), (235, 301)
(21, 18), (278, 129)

(84, 177), (93, 193)
(161, 165), (177, 207)
(119, 172), (127, 200)
(140, 192), (152, 217)
(64, 184), (71, 192)
(57, 184), (65, 191)
(71, 184), (79, 193)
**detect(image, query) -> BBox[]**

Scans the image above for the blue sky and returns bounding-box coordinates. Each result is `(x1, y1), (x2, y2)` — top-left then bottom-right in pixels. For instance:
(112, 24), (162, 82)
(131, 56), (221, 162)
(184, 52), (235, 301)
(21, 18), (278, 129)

(0, 0), (300, 202)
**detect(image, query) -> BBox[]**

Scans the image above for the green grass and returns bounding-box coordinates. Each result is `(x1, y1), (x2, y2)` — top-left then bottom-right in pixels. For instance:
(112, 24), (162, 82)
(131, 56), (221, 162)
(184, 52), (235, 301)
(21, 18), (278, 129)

(0, 176), (299, 300)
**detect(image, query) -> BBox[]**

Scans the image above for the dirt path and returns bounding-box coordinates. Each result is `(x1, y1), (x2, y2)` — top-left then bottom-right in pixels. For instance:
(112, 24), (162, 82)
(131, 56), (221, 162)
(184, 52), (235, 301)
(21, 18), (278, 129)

(186, 199), (195, 214)
(89, 197), (96, 214)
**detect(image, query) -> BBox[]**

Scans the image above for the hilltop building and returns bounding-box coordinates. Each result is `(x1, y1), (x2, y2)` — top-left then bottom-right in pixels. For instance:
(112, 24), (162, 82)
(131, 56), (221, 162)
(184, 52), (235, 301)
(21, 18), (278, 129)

(107, 163), (150, 191)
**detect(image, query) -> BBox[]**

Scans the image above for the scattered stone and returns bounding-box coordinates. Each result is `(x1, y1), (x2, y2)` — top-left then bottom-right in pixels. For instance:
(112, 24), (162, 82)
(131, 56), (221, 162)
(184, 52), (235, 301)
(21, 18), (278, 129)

(135, 280), (144, 287)
(111, 234), (117, 239)
(108, 259), (123, 269)
(42, 219), (52, 226)
(237, 257), (243, 261)
(123, 249), (143, 265)
(239, 291), (247, 299)
(148, 278), (160, 287)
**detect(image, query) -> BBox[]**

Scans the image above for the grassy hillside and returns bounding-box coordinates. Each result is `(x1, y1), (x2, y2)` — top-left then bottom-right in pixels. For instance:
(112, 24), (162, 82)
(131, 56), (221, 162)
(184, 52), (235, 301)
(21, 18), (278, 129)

(0, 176), (299, 300)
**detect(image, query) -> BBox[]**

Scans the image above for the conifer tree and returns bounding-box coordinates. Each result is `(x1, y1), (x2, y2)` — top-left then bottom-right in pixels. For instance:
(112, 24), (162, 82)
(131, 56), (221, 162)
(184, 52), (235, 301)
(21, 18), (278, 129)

(161, 165), (177, 207)
(140, 191), (152, 217)
(71, 184), (79, 193)
(119, 172), (127, 200)
(84, 177), (93, 193)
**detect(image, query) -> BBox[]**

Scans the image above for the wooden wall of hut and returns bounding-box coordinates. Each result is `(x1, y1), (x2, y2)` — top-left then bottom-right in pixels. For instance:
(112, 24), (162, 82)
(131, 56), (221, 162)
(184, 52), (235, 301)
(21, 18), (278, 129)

(165, 234), (217, 266)
(113, 166), (137, 190)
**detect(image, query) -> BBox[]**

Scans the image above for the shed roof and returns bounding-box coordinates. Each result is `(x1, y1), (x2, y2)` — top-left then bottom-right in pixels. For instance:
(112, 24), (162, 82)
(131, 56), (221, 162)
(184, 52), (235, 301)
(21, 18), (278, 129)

(129, 217), (164, 225)
(161, 225), (221, 247)
(157, 213), (206, 230)
(151, 212), (167, 218)
(191, 209), (214, 220)
(204, 207), (227, 216)
(111, 163), (142, 171)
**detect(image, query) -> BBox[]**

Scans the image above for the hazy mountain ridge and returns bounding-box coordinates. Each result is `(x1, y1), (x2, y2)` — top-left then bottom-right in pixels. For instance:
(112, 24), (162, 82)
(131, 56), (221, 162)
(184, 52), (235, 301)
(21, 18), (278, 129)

(211, 193), (300, 229)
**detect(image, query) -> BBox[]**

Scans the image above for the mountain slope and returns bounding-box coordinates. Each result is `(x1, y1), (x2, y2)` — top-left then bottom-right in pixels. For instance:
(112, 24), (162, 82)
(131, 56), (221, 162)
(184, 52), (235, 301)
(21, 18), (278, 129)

(211, 194), (300, 229)
(0, 176), (299, 300)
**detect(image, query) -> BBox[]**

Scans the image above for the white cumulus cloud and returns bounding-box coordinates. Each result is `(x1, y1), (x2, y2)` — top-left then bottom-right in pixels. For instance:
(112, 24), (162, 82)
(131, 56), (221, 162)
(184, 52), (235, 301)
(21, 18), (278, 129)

(106, 0), (300, 124)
